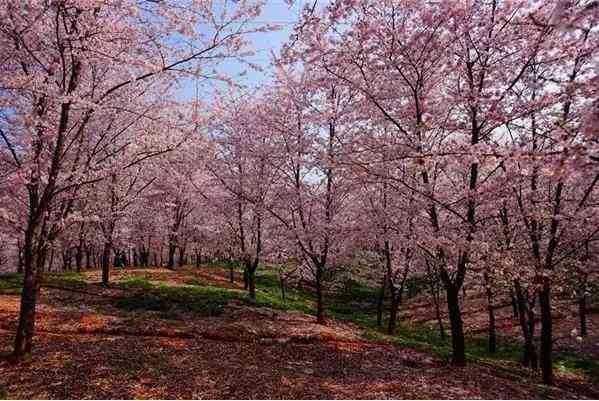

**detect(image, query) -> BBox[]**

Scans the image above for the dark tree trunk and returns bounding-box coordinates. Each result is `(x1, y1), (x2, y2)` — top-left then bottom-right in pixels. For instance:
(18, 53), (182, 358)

(387, 293), (400, 335)
(243, 267), (249, 289)
(75, 246), (83, 272)
(248, 269), (256, 300)
(14, 227), (46, 359)
(101, 242), (111, 286)
(376, 273), (387, 328)
(315, 266), (325, 324)
(510, 290), (519, 319)
(167, 244), (176, 269)
(178, 245), (186, 267)
(279, 276), (286, 300)
(487, 296), (496, 354)
(446, 286), (466, 366)
(230, 265), (235, 284)
(85, 247), (92, 270)
(539, 283), (553, 385)
(579, 294), (587, 337)
(515, 281), (537, 369)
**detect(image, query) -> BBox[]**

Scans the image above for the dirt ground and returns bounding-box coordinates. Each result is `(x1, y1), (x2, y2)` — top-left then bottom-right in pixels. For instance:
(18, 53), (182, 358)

(1, 268), (598, 399)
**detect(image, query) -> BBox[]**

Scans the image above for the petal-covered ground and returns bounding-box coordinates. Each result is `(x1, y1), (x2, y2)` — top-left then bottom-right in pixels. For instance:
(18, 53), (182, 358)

(0, 267), (597, 399)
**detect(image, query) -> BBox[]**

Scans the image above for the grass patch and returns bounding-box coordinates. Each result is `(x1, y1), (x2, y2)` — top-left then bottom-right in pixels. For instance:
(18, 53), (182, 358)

(556, 352), (599, 383)
(113, 277), (239, 318)
(0, 272), (23, 295)
(45, 272), (85, 286)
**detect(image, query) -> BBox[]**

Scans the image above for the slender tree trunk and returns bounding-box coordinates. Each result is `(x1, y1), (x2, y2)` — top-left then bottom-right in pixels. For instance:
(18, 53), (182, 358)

(388, 292), (399, 335)
(167, 243), (176, 269)
(446, 286), (466, 366)
(243, 266), (249, 290)
(376, 273), (387, 328)
(178, 245), (186, 267)
(279, 275), (286, 300)
(515, 281), (537, 369)
(510, 290), (519, 319)
(101, 241), (111, 286)
(539, 283), (553, 385)
(75, 246), (83, 272)
(315, 266), (325, 324)
(579, 294), (587, 337)
(248, 268), (256, 300)
(85, 247), (92, 270)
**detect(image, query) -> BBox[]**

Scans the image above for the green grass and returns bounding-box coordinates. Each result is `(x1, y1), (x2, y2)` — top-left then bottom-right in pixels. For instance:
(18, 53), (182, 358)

(45, 271), (85, 286)
(113, 277), (238, 318)
(0, 272), (23, 295)
(556, 352), (599, 384)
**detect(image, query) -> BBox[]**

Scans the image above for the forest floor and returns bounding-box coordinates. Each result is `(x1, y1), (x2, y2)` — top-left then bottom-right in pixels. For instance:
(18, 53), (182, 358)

(0, 265), (598, 399)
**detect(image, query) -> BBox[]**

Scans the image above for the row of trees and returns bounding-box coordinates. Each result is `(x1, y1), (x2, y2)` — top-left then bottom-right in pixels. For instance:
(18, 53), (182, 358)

(1, 0), (598, 388)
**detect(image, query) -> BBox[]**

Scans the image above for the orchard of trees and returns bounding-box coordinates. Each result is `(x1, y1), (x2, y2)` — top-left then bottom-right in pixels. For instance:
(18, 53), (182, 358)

(0, 0), (598, 392)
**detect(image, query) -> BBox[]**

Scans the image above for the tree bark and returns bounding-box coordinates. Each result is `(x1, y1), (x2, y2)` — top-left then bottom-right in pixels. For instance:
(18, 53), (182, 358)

(446, 286), (466, 366)
(279, 276), (286, 300)
(387, 293), (400, 335)
(376, 273), (387, 328)
(539, 283), (553, 384)
(13, 226), (46, 358)
(167, 243), (176, 269)
(579, 294), (587, 337)
(515, 281), (537, 369)
(101, 241), (111, 286)
(316, 266), (325, 324)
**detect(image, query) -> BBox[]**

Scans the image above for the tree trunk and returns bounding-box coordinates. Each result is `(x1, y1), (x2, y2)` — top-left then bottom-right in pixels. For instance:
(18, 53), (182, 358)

(101, 242), (111, 286)
(17, 242), (24, 273)
(167, 244), (176, 269)
(376, 273), (387, 327)
(579, 294), (587, 337)
(75, 246), (83, 272)
(279, 276), (286, 300)
(243, 267), (249, 290)
(316, 267), (325, 324)
(388, 292), (399, 335)
(446, 286), (466, 366)
(13, 226), (46, 359)
(178, 245), (186, 267)
(515, 281), (537, 369)
(539, 283), (553, 385)
(487, 295), (496, 353)
(510, 290), (519, 319)
(85, 247), (92, 270)
(248, 269), (256, 300)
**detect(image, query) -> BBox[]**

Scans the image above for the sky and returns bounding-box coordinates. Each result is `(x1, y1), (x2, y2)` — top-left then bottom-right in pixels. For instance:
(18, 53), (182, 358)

(177, 0), (307, 102)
